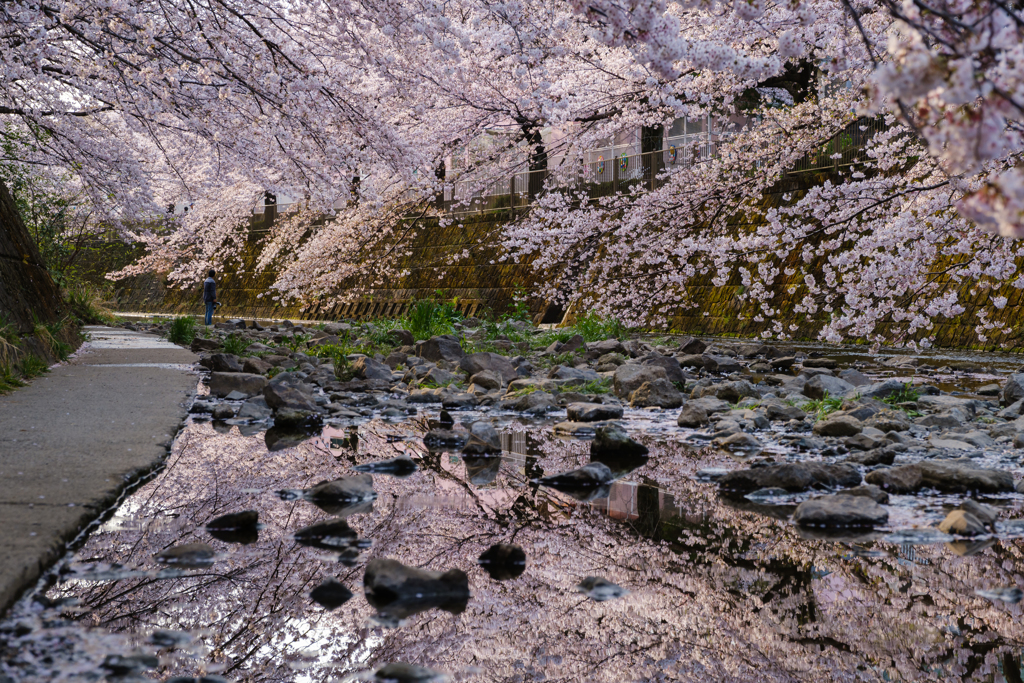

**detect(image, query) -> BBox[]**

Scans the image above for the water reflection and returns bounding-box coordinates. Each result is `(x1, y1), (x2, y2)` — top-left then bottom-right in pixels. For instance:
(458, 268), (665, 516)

(5, 417), (1024, 682)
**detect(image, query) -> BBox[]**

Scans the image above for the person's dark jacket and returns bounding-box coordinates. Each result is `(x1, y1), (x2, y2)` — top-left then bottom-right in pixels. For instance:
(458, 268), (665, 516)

(203, 277), (217, 303)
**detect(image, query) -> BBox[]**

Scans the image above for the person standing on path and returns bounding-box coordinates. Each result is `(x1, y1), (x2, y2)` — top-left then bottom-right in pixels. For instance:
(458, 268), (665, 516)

(203, 269), (217, 325)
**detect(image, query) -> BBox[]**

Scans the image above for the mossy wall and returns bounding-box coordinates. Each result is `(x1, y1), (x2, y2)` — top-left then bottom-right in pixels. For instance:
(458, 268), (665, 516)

(98, 173), (1024, 351)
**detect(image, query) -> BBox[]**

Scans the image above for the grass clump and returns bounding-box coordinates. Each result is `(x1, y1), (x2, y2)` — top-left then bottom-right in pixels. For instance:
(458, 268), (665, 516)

(572, 313), (628, 342)
(0, 364), (26, 392)
(167, 316), (197, 346)
(222, 333), (249, 356)
(403, 298), (463, 340)
(882, 382), (921, 406)
(577, 378), (613, 394)
(64, 282), (116, 325)
(20, 354), (49, 378)
(795, 393), (843, 422)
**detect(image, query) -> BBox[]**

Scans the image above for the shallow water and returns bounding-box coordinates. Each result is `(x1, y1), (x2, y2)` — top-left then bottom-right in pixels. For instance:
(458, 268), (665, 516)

(7, 346), (1024, 681)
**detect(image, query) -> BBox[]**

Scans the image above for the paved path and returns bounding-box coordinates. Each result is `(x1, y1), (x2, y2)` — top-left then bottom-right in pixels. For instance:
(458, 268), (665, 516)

(0, 326), (197, 614)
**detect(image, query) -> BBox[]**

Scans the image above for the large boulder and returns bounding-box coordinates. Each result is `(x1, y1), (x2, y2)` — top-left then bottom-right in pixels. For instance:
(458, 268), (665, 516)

(567, 403), (624, 422)
(242, 357), (273, 375)
(714, 380), (760, 403)
(352, 356), (393, 381)
(613, 364), (667, 398)
(591, 423), (648, 457)
(718, 462), (861, 493)
(462, 421), (502, 454)
(417, 336), (464, 363)
(866, 461), (1013, 494)
(643, 355), (686, 384)
(461, 352), (517, 383)
(802, 374), (855, 400)
(678, 337), (706, 355)
(702, 354), (742, 374)
(264, 383), (318, 412)
(209, 372), (268, 398)
(812, 414), (863, 437)
(630, 379), (683, 408)
(588, 339), (627, 356)
(793, 495), (889, 528)
(1003, 373), (1024, 407)
(859, 379), (910, 400)
(209, 353), (243, 373)
(677, 402), (709, 427)
(364, 558), (470, 620)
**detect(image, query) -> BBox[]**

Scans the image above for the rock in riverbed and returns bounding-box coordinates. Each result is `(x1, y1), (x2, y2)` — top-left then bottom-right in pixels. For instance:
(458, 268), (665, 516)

(793, 494), (889, 528)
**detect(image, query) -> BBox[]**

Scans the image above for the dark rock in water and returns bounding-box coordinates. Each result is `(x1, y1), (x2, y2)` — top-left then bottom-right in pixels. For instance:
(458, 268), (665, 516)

(206, 510), (259, 544)
(463, 455), (502, 486)
(712, 432), (763, 453)
(209, 353), (243, 373)
(591, 423), (648, 458)
(310, 577), (354, 609)
(961, 499), (1000, 529)
(812, 414), (863, 437)
(802, 357), (838, 369)
(211, 404), (235, 420)
(154, 543), (216, 569)
(283, 474), (378, 514)
(264, 382), (317, 412)
(677, 402), (709, 427)
(167, 677), (229, 683)
(536, 463), (614, 502)
(567, 402), (624, 422)
(643, 355), (686, 384)
(101, 653), (160, 676)
(612, 364), (667, 398)
(364, 558), (471, 626)
(462, 421), (502, 455)
(793, 495), (889, 528)
(148, 630), (193, 649)
(718, 463), (861, 493)
(478, 543), (527, 581)
(353, 455), (418, 477)
(265, 425), (321, 452)
(836, 485), (889, 504)
(802, 374), (854, 400)
(975, 587), (1024, 604)
(428, 409), (455, 430)
(947, 538), (997, 557)
(423, 428), (468, 449)
(273, 408), (323, 431)
(576, 576), (629, 601)
(867, 460), (1013, 494)
(373, 662), (447, 683)
(338, 548), (362, 566)
(764, 402), (806, 422)
(938, 510), (987, 536)
(590, 447), (649, 479)
(294, 518), (368, 550)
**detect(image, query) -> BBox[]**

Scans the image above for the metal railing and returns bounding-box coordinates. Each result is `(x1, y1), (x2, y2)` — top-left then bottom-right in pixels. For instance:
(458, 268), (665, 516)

(438, 118), (885, 214)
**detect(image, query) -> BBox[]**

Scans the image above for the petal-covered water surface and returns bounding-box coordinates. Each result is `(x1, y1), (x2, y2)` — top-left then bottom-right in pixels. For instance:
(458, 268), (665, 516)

(5, 404), (1024, 682)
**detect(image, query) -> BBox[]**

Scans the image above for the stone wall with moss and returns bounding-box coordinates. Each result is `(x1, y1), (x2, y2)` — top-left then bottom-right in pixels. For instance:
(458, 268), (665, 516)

(97, 173), (1024, 351)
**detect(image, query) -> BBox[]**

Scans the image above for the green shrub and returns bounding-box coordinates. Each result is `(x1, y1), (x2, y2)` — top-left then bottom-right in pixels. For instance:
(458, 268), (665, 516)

(882, 382), (921, 406)
(20, 354), (49, 378)
(0, 364), (25, 392)
(167, 316), (197, 346)
(222, 333), (249, 356)
(796, 393), (843, 422)
(64, 282), (116, 325)
(573, 313), (628, 341)
(283, 333), (311, 352)
(404, 298), (463, 340)
(577, 378), (613, 394)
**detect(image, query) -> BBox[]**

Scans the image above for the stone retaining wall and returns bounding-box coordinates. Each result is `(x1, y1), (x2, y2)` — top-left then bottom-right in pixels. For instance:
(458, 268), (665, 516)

(100, 174), (1024, 351)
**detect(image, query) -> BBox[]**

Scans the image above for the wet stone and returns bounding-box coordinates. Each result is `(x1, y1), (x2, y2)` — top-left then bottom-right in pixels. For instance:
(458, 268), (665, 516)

(677, 402), (709, 427)
(364, 558), (470, 626)
(293, 519), (367, 550)
(462, 421), (502, 454)
(718, 462), (862, 493)
(206, 510), (259, 545)
(372, 662), (447, 683)
(310, 577), (354, 610)
(478, 543), (527, 581)
(591, 423), (648, 458)
(352, 455), (419, 477)
(938, 510), (988, 537)
(576, 576), (628, 602)
(154, 543), (216, 569)
(793, 494), (889, 528)
(567, 402), (624, 422)
(813, 414), (863, 437)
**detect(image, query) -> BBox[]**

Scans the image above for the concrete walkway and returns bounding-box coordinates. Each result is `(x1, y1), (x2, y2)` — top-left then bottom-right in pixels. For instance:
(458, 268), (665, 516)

(0, 326), (197, 614)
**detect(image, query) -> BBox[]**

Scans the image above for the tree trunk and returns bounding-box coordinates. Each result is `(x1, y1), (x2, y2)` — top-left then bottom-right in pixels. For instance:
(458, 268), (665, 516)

(521, 122), (548, 201)
(0, 179), (64, 332)
(641, 124), (664, 190)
